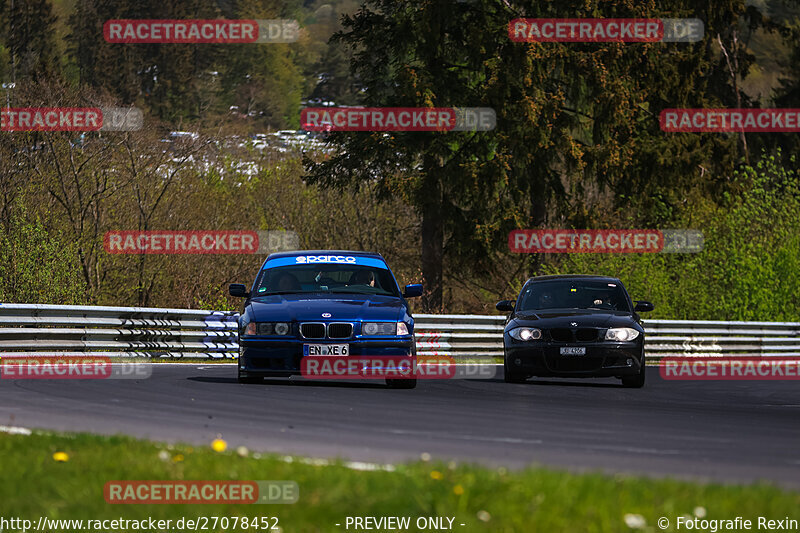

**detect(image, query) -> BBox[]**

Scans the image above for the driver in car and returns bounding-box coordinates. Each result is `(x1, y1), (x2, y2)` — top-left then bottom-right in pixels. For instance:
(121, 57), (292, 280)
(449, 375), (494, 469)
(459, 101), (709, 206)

(351, 270), (376, 287)
(275, 272), (301, 292)
(536, 291), (553, 308)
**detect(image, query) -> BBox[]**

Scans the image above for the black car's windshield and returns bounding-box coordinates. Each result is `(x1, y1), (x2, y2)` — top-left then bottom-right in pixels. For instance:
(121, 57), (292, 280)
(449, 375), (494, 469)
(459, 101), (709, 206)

(517, 279), (631, 313)
(253, 264), (400, 297)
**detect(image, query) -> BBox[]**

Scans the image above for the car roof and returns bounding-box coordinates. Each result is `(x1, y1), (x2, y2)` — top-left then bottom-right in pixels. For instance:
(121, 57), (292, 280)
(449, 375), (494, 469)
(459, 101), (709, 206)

(525, 274), (622, 283)
(265, 250), (385, 260)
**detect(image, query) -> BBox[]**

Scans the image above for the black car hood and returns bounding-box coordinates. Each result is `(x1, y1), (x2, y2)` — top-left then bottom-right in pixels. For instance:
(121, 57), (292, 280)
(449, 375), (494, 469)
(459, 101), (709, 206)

(248, 293), (406, 323)
(511, 309), (637, 329)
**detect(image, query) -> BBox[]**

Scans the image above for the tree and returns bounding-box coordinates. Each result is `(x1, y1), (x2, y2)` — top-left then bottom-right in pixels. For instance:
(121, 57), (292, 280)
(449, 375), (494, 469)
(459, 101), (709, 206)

(0, 0), (60, 81)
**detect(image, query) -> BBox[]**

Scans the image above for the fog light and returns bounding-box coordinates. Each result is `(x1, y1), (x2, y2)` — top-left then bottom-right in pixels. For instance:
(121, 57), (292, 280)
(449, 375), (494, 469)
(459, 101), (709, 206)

(626, 358), (633, 366)
(515, 358), (522, 365)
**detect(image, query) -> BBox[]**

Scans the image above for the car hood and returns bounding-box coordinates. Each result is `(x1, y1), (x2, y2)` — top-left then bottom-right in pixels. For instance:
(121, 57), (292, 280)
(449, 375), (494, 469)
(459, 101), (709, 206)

(510, 309), (637, 329)
(248, 293), (406, 323)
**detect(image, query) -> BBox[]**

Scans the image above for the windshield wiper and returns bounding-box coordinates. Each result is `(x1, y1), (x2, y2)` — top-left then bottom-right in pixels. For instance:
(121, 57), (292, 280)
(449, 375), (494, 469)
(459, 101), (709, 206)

(327, 286), (393, 296)
(254, 290), (307, 296)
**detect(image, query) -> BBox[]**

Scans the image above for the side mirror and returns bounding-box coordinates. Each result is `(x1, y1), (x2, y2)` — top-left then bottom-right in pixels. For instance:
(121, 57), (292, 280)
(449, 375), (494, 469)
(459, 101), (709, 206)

(229, 284), (249, 298)
(634, 300), (654, 312)
(496, 300), (515, 312)
(403, 284), (423, 298)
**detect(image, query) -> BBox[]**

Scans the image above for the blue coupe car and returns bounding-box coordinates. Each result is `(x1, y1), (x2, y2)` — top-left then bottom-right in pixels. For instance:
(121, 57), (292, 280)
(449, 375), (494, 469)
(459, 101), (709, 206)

(229, 251), (423, 388)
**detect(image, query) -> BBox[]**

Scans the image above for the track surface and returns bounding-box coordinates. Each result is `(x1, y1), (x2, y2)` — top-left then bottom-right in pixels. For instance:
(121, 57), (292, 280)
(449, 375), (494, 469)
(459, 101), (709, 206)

(1, 365), (799, 488)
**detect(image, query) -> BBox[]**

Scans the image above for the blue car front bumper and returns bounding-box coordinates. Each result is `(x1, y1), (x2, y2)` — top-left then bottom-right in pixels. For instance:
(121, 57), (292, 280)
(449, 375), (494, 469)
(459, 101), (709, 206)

(238, 337), (416, 376)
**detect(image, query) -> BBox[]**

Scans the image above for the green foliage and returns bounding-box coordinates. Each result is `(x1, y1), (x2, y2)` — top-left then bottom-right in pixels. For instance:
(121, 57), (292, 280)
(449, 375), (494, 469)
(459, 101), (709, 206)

(2, 431), (798, 531)
(541, 151), (800, 321)
(690, 149), (800, 320)
(0, 211), (88, 304)
(0, 0), (61, 81)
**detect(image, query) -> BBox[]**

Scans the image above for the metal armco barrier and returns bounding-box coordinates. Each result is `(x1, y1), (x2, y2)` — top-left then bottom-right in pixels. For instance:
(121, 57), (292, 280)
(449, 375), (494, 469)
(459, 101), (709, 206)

(0, 303), (239, 359)
(413, 315), (800, 359)
(0, 304), (797, 360)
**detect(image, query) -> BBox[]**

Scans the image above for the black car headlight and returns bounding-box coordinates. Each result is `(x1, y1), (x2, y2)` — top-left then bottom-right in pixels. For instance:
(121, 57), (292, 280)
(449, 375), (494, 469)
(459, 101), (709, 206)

(605, 327), (640, 341)
(362, 322), (408, 336)
(243, 322), (291, 336)
(509, 327), (542, 341)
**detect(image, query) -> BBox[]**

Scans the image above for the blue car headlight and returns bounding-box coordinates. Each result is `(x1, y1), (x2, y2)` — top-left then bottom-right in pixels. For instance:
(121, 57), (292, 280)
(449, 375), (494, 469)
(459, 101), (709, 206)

(243, 322), (291, 336)
(362, 322), (408, 336)
(509, 327), (542, 341)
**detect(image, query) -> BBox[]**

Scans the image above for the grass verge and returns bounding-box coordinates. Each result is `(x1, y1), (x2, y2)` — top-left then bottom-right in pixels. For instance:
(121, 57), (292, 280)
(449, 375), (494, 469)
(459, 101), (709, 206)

(0, 431), (797, 532)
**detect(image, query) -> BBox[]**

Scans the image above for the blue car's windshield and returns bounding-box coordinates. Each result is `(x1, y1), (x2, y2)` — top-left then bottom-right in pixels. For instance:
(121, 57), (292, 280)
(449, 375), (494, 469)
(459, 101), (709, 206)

(253, 264), (400, 297)
(517, 280), (631, 313)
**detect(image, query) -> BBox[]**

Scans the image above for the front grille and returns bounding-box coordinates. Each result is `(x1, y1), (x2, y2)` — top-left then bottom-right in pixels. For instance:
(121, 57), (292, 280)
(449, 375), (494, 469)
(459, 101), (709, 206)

(300, 323), (326, 339)
(548, 328), (600, 342)
(327, 322), (353, 339)
(550, 328), (573, 342)
(576, 328), (599, 341)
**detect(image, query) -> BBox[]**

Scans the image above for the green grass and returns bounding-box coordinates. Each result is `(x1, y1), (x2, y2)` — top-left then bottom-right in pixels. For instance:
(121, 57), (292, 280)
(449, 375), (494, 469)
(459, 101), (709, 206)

(1, 431), (797, 533)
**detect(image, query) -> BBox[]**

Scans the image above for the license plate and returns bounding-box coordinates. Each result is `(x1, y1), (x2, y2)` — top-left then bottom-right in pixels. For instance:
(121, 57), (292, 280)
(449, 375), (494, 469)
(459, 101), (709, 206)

(304, 344), (349, 356)
(560, 347), (586, 356)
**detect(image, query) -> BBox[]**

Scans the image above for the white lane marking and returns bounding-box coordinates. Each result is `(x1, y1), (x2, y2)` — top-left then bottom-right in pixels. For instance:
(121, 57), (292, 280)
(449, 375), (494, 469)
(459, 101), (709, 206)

(388, 428), (543, 445)
(280, 455), (396, 472)
(0, 425), (32, 435)
(585, 444), (683, 455)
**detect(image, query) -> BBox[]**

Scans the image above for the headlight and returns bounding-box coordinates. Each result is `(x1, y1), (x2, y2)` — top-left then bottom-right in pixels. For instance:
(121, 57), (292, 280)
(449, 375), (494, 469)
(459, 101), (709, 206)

(243, 322), (291, 336)
(509, 327), (542, 341)
(605, 327), (640, 342)
(362, 322), (397, 336)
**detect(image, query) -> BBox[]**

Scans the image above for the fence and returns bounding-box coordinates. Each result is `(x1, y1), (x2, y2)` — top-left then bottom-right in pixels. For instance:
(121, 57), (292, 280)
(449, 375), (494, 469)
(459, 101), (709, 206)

(414, 314), (800, 358)
(0, 304), (798, 359)
(0, 303), (238, 359)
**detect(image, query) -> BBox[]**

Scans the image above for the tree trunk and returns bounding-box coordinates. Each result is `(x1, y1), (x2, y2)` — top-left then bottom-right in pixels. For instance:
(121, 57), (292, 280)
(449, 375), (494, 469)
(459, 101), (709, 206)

(420, 186), (444, 313)
(525, 172), (548, 279)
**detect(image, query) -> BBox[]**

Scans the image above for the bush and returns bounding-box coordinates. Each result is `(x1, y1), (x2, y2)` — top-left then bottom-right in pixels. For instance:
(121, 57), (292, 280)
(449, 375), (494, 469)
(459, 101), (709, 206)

(540, 150), (800, 321)
(0, 213), (88, 305)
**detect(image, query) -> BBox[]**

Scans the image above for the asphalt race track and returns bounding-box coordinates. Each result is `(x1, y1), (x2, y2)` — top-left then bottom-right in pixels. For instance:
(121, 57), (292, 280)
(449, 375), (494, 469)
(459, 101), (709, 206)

(1, 365), (799, 488)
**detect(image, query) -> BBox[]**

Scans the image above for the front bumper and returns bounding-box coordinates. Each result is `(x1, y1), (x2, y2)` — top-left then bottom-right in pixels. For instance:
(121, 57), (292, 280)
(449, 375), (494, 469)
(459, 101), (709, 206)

(504, 341), (643, 377)
(238, 336), (416, 377)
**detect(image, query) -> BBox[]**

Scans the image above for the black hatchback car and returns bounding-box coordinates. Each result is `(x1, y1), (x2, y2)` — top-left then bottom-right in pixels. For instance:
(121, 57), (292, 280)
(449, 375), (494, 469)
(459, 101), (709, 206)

(496, 275), (654, 388)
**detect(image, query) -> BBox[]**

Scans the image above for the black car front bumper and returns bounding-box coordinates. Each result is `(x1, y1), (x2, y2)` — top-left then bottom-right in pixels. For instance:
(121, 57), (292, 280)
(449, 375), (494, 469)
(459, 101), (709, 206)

(504, 341), (644, 378)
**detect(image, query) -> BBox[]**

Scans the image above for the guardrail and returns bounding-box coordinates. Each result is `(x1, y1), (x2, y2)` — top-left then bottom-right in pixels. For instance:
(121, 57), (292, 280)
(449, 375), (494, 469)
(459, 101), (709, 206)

(0, 304), (797, 359)
(0, 303), (238, 359)
(414, 314), (800, 358)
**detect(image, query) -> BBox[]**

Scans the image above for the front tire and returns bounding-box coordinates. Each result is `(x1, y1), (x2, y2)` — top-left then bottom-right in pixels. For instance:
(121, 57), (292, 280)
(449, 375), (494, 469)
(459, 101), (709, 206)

(238, 368), (262, 384)
(386, 378), (417, 389)
(621, 355), (646, 388)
